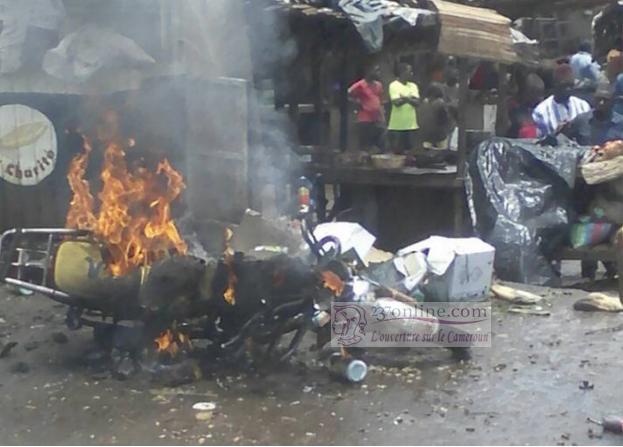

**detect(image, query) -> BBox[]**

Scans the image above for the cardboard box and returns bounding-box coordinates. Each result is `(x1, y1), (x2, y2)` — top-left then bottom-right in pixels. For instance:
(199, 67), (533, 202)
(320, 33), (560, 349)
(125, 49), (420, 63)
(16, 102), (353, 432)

(398, 237), (495, 302)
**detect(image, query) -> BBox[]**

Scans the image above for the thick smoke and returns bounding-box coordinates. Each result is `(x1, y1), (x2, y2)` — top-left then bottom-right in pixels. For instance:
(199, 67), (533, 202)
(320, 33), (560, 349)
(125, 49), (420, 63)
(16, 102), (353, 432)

(0, 0), (301, 236)
(244, 0), (300, 219)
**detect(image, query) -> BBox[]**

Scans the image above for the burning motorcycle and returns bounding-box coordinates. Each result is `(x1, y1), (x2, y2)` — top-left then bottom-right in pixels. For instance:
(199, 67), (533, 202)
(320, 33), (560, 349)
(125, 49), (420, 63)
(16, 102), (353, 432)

(0, 187), (378, 376)
(0, 138), (444, 382)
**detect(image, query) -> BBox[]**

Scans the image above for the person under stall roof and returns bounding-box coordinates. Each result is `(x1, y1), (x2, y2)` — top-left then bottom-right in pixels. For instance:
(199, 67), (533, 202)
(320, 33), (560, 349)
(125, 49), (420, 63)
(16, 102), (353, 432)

(532, 63), (591, 137)
(387, 63), (420, 153)
(348, 64), (386, 152)
(563, 81), (622, 280)
(418, 82), (453, 148)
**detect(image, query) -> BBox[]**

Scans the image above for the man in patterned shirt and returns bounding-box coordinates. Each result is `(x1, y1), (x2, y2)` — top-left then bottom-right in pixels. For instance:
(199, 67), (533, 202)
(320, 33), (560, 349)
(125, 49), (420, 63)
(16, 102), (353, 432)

(532, 63), (591, 137)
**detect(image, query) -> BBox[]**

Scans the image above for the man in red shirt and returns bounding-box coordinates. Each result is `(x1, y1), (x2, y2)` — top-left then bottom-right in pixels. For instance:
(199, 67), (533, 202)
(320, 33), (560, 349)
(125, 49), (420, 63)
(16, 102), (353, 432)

(348, 65), (385, 151)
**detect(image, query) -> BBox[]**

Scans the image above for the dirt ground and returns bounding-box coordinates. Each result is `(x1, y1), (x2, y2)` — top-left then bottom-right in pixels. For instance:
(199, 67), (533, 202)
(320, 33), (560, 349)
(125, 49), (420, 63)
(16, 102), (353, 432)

(1, 268), (623, 446)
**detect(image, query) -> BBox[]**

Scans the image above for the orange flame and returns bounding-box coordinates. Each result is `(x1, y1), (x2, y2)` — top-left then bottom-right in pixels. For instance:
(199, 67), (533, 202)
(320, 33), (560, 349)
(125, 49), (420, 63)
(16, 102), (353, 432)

(223, 227), (236, 305)
(321, 271), (344, 296)
(66, 139), (96, 229)
(66, 137), (187, 276)
(155, 329), (191, 356)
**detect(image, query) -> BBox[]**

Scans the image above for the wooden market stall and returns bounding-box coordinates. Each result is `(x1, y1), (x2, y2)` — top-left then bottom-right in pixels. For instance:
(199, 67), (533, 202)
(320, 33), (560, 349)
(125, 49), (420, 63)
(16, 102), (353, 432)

(259, 0), (526, 250)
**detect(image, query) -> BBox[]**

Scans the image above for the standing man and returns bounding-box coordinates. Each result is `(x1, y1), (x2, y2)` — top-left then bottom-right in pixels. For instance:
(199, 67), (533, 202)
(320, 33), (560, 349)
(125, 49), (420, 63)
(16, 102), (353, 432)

(348, 65), (385, 152)
(564, 81), (623, 279)
(418, 82), (454, 148)
(388, 63), (420, 153)
(532, 63), (591, 137)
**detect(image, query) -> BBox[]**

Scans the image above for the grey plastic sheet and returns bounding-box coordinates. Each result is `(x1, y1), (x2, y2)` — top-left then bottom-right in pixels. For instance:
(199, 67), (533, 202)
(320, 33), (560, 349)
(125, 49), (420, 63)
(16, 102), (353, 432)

(466, 137), (587, 286)
(338, 0), (434, 52)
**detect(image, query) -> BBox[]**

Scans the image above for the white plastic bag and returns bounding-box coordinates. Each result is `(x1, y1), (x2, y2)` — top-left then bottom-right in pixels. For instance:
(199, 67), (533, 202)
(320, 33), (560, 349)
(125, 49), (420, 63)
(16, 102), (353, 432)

(43, 25), (156, 83)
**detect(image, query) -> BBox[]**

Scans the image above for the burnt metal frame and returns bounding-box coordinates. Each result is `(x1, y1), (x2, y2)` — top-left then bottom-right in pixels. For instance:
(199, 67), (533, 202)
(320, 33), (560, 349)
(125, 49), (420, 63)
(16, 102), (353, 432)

(0, 228), (91, 305)
(0, 227), (329, 362)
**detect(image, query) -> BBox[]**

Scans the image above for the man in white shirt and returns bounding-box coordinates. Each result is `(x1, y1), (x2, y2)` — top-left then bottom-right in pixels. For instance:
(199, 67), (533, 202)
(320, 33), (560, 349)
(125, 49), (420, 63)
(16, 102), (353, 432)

(532, 63), (591, 137)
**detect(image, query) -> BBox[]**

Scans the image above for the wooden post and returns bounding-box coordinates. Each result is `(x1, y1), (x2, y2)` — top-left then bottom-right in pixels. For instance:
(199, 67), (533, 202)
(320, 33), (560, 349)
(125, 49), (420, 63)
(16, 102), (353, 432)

(453, 187), (465, 237)
(453, 57), (470, 236)
(456, 57), (469, 179)
(339, 48), (350, 151)
(311, 43), (327, 149)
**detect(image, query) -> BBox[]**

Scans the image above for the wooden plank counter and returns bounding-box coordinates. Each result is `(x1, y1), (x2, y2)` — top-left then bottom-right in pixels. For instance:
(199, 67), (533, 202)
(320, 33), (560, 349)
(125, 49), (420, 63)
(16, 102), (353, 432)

(301, 162), (468, 248)
(302, 163), (463, 189)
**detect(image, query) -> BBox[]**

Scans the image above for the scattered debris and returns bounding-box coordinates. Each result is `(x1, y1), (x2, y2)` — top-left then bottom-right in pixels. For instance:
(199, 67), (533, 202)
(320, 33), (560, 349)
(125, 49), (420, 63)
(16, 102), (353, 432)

(18, 288), (34, 296)
(585, 323), (623, 336)
(329, 353), (368, 383)
(281, 416), (297, 423)
(574, 293), (623, 313)
(493, 363), (507, 372)
(507, 306), (551, 316)
(491, 284), (543, 304)
(192, 402), (217, 412)
(579, 380), (594, 391)
(0, 341), (18, 358)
